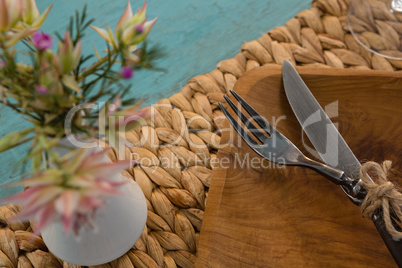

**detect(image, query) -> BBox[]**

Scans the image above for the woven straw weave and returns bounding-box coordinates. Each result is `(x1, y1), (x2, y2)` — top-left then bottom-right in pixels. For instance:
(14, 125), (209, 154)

(0, 0), (401, 267)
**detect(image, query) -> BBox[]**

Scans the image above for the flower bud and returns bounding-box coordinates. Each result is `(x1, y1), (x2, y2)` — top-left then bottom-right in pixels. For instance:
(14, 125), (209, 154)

(91, 1), (155, 50)
(120, 66), (133, 79)
(32, 31), (52, 51)
(57, 31), (81, 74)
(21, 0), (39, 24)
(35, 85), (48, 94)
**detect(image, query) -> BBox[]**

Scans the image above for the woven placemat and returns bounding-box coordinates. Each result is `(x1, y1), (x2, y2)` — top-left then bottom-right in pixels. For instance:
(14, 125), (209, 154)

(0, 0), (401, 267)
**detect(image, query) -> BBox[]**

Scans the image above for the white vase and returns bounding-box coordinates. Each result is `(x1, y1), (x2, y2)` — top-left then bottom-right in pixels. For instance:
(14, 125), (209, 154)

(39, 137), (147, 266)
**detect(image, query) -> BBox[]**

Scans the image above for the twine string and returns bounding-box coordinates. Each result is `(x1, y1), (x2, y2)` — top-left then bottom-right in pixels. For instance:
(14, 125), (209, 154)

(360, 161), (402, 240)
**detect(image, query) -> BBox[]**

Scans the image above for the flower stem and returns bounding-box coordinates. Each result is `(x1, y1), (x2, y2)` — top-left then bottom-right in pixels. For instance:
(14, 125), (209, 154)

(78, 49), (118, 80)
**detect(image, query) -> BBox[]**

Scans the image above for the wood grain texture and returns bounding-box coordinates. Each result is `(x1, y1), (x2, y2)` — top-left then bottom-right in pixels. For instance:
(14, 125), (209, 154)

(196, 65), (402, 267)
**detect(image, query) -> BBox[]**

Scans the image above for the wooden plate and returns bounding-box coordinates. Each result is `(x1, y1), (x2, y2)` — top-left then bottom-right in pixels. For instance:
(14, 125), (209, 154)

(196, 66), (402, 267)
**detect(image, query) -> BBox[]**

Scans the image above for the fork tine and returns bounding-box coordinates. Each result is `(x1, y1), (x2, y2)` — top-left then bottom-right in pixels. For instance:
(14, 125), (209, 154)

(223, 95), (269, 143)
(230, 90), (276, 135)
(218, 102), (259, 147)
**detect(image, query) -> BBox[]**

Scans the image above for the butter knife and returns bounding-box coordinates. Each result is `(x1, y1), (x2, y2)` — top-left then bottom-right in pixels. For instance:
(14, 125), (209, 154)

(282, 60), (402, 267)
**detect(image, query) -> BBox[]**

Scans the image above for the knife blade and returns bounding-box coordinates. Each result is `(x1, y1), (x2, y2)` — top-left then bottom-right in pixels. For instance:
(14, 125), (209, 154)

(282, 60), (402, 267)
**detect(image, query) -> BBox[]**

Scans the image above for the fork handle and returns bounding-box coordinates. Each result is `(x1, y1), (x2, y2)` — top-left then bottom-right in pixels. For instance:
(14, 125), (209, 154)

(301, 158), (355, 191)
(301, 157), (346, 183)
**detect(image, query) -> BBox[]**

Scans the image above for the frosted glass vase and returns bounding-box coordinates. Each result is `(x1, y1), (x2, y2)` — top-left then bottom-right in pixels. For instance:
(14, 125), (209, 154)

(39, 137), (147, 266)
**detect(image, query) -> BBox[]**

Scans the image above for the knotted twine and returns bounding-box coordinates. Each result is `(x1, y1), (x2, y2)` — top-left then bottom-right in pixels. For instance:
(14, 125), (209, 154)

(360, 161), (402, 240)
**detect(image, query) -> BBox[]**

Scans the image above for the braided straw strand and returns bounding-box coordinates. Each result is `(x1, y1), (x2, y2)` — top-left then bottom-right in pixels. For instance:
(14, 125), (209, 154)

(0, 0), (401, 267)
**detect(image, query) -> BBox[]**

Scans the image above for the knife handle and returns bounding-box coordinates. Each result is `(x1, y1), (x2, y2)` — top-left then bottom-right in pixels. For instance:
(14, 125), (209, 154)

(372, 209), (402, 268)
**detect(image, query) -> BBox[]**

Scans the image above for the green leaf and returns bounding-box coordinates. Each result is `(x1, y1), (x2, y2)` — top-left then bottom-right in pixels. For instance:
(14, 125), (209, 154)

(32, 153), (44, 172)
(62, 75), (81, 93)
(0, 131), (24, 153)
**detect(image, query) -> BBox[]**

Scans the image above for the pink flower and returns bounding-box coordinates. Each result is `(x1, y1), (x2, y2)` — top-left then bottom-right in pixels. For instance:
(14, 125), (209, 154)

(90, 1), (156, 51)
(32, 31), (52, 51)
(0, 60), (5, 68)
(135, 24), (144, 34)
(35, 85), (48, 94)
(120, 66), (133, 79)
(0, 148), (130, 235)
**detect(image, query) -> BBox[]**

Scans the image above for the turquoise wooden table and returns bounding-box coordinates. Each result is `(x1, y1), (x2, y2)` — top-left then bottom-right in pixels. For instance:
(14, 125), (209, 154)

(0, 0), (311, 197)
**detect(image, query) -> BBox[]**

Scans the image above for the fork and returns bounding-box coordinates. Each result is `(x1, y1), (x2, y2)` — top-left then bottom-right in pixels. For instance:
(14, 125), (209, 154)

(219, 90), (364, 202)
